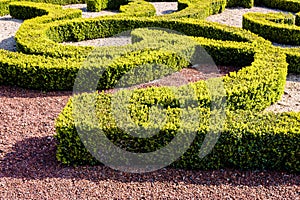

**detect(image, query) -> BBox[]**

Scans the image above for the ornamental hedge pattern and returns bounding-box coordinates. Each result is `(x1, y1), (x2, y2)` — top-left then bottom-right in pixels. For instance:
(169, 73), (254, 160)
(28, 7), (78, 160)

(0, 0), (299, 172)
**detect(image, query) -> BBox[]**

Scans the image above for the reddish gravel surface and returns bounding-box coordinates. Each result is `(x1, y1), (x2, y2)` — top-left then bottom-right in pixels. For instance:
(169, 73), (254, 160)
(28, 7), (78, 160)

(106, 66), (243, 92)
(0, 68), (299, 199)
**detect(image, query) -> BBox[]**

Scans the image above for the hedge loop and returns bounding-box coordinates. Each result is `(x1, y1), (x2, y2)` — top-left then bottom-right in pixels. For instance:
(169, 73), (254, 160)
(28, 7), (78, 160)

(0, 0), (298, 172)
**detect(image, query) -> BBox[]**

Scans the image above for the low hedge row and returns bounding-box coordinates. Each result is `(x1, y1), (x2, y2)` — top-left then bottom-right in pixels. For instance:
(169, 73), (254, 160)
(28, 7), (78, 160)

(0, 0), (12, 16)
(243, 12), (300, 45)
(283, 49), (300, 73)
(0, 0), (85, 16)
(87, 0), (128, 12)
(168, 0), (226, 19)
(227, 0), (254, 8)
(0, 49), (82, 90)
(5, 1), (287, 113)
(0, 0), (250, 18)
(1, 1), (298, 171)
(54, 90), (299, 172)
(255, 0), (300, 13)
(53, 28), (290, 170)
(119, 0), (156, 17)
(9, 1), (82, 20)
(242, 11), (300, 73)
(14, 2), (264, 59)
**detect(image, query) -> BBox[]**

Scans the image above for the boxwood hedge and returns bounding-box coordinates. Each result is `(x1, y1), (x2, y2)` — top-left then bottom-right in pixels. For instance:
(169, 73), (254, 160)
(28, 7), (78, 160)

(255, 0), (300, 13)
(55, 89), (299, 172)
(0, 0), (85, 16)
(119, 0), (156, 17)
(87, 0), (128, 12)
(243, 12), (299, 45)
(0, 0), (299, 171)
(227, 0), (253, 8)
(242, 2), (300, 73)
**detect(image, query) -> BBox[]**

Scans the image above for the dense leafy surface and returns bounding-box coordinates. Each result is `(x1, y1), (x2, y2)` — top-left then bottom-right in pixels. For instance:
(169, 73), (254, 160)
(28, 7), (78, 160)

(0, 0), (299, 171)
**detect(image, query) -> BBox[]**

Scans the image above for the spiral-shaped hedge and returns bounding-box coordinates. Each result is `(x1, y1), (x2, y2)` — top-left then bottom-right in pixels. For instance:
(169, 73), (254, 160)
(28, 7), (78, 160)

(0, 0), (299, 171)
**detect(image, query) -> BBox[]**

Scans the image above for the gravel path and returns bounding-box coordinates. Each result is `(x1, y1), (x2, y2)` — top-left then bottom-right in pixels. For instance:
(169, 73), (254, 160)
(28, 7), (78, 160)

(0, 16), (22, 52)
(62, 36), (132, 47)
(150, 2), (177, 16)
(0, 85), (299, 199)
(206, 6), (291, 28)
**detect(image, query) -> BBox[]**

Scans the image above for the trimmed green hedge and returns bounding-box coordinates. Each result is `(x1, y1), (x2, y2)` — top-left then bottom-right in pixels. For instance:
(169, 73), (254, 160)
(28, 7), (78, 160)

(283, 49), (300, 73)
(54, 27), (290, 170)
(243, 12), (300, 45)
(255, 0), (300, 13)
(227, 0), (254, 8)
(1, 0), (299, 171)
(0, 0), (248, 18)
(55, 91), (299, 172)
(87, 0), (128, 12)
(9, 1), (82, 20)
(15, 9), (265, 59)
(242, 11), (300, 73)
(3, 1), (286, 112)
(119, 0), (156, 17)
(168, 0), (227, 19)
(0, 0), (12, 16)
(0, 0), (85, 16)
(0, 49), (82, 90)
(6, 1), (286, 105)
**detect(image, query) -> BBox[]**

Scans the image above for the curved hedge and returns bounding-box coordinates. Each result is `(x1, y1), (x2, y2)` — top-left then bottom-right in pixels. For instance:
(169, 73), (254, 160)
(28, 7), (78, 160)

(243, 12), (299, 45)
(87, 0), (128, 12)
(255, 0), (300, 13)
(0, 0), (85, 16)
(55, 93), (299, 171)
(227, 0), (253, 8)
(3, 1), (277, 95)
(242, 2), (300, 73)
(0, 0), (299, 171)
(119, 0), (156, 17)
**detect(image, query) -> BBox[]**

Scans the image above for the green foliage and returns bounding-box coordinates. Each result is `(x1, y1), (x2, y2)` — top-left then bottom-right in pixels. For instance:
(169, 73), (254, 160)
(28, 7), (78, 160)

(87, 0), (128, 12)
(15, 10), (264, 59)
(0, 0), (85, 16)
(284, 49), (300, 73)
(168, 0), (227, 19)
(0, 49), (81, 90)
(86, 0), (102, 12)
(55, 92), (299, 172)
(227, 0), (254, 8)
(0, 0), (12, 16)
(0, 0), (299, 172)
(243, 12), (300, 45)
(255, 0), (300, 13)
(242, 11), (300, 73)
(119, 0), (156, 17)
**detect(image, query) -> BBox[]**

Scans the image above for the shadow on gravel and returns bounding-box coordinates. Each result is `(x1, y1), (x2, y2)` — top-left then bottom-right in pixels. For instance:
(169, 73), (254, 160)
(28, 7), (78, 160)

(0, 136), (299, 186)
(0, 36), (17, 52)
(161, 10), (177, 15)
(0, 16), (23, 23)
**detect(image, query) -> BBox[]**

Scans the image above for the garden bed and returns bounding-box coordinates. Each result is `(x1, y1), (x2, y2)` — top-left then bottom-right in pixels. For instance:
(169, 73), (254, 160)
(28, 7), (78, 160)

(0, 0), (299, 198)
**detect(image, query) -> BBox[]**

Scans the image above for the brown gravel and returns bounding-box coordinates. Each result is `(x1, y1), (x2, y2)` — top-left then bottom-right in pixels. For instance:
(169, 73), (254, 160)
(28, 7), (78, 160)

(108, 65), (243, 91)
(0, 82), (299, 199)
